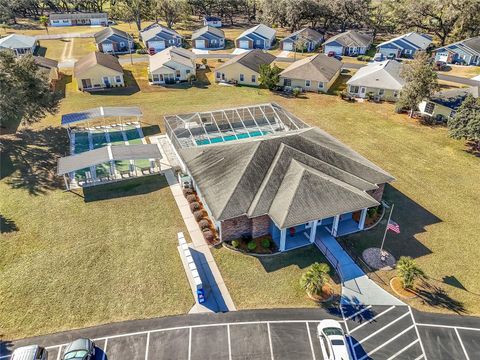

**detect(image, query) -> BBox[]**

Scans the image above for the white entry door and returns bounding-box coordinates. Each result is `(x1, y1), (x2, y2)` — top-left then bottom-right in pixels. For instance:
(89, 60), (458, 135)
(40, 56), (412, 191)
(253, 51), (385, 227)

(239, 40), (249, 49)
(359, 87), (367, 97)
(196, 40), (206, 49)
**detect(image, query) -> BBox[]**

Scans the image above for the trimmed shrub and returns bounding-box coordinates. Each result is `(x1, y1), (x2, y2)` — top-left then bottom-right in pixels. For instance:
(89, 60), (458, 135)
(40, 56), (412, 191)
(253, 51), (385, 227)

(186, 194), (197, 203)
(261, 238), (271, 249)
(232, 240), (239, 248)
(190, 202), (200, 212)
(136, 48), (147, 54)
(203, 230), (214, 243)
(198, 219), (210, 230)
(202, 227), (211, 233)
(247, 241), (257, 251)
(183, 188), (194, 196)
(292, 88), (301, 98)
(201, 58), (207, 65)
(194, 210), (205, 222)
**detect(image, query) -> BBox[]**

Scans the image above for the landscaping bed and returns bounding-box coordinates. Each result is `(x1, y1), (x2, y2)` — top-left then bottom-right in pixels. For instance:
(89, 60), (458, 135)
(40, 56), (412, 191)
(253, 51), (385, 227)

(225, 235), (277, 255)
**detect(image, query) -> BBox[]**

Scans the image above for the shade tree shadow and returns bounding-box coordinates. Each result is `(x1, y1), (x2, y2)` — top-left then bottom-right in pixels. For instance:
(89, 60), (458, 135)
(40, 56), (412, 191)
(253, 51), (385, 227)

(0, 215), (18, 234)
(0, 339), (13, 358)
(416, 280), (467, 314)
(0, 127), (69, 195)
(259, 245), (328, 273)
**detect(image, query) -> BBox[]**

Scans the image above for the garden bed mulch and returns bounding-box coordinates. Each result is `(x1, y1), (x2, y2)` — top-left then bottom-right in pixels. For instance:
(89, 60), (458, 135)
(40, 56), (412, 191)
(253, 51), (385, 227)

(307, 284), (336, 303)
(390, 277), (418, 299)
(226, 235), (278, 255)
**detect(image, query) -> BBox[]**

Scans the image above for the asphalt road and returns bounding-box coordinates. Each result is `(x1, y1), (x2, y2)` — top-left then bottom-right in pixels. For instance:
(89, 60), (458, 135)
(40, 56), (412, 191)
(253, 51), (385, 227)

(2, 307), (479, 360)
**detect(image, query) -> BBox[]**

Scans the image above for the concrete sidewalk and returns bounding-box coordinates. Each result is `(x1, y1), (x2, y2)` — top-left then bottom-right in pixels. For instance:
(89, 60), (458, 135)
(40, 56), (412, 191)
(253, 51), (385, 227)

(152, 135), (236, 313)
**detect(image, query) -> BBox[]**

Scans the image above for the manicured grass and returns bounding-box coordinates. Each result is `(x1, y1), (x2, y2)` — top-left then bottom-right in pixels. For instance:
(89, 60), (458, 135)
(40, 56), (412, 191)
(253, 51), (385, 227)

(440, 65), (480, 79)
(212, 246), (339, 309)
(38, 38), (96, 61)
(0, 162), (193, 339)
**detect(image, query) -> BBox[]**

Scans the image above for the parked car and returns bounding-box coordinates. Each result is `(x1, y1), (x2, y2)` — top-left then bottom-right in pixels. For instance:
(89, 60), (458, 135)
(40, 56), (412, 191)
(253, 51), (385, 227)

(317, 320), (352, 360)
(107, 20), (117, 26)
(386, 53), (396, 60)
(62, 339), (95, 360)
(434, 61), (448, 71)
(12, 345), (48, 360)
(327, 51), (336, 57)
(373, 52), (384, 62)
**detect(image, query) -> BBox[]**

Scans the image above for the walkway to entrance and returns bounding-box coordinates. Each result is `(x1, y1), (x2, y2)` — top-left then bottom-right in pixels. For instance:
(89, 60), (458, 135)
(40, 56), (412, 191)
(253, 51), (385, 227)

(314, 228), (404, 306)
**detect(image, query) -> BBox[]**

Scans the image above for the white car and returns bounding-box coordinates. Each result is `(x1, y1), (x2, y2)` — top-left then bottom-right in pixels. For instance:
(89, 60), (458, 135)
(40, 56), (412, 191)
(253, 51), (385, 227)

(11, 345), (48, 360)
(317, 320), (352, 360)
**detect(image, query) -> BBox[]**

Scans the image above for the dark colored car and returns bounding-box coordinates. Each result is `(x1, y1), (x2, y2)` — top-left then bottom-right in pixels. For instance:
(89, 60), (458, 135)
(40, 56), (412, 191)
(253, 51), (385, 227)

(62, 339), (95, 360)
(327, 51), (336, 57)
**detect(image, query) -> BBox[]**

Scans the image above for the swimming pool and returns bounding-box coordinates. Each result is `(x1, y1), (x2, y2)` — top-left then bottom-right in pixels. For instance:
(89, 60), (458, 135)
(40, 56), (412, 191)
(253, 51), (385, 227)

(196, 130), (271, 146)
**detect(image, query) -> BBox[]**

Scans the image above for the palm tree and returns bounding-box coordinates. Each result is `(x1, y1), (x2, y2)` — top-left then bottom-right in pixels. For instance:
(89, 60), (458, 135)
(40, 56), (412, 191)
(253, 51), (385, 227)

(300, 262), (330, 297)
(39, 16), (49, 34)
(396, 256), (425, 289)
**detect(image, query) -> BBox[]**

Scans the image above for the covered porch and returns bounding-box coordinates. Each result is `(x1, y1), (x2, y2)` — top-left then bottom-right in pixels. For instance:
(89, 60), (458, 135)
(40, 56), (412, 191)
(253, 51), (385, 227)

(271, 209), (368, 252)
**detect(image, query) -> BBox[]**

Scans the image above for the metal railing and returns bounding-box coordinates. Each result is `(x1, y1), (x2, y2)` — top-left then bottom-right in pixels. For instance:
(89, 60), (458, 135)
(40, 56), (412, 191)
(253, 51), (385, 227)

(314, 238), (344, 282)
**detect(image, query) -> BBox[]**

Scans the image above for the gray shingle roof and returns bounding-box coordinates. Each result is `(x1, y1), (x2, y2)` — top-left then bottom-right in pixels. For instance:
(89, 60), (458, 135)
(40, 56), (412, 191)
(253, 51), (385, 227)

(216, 49), (276, 73)
(324, 30), (373, 48)
(179, 127), (394, 228)
(94, 27), (131, 43)
(50, 12), (107, 20)
(429, 86), (479, 110)
(236, 24), (276, 41)
(347, 60), (405, 90)
(0, 34), (37, 49)
(74, 52), (123, 77)
(192, 26), (224, 40)
(281, 28), (324, 43)
(280, 54), (342, 82)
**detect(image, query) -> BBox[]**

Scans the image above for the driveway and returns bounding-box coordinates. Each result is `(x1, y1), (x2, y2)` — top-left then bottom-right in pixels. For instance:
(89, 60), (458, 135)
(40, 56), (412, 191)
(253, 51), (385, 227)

(2, 308), (479, 360)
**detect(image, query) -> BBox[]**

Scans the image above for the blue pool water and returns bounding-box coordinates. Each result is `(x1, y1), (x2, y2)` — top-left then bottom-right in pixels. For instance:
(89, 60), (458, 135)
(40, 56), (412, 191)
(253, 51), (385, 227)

(196, 130), (271, 146)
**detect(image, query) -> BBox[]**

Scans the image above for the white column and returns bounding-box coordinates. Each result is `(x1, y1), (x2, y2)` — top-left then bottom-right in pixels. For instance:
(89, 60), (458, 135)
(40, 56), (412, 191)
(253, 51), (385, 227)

(358, 208), (368, 230)
(331, 215), (340, 237)
(280, 228), (287, 252)
(309, 220), (318, 243)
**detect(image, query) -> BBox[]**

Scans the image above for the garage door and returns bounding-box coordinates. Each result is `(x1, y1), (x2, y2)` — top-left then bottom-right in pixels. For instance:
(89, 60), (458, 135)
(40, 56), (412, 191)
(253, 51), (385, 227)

(102, 43), (114, 52)
(239, 40), (250, 49)
(283, 42), (293, 51)
(196, 40), (206, 49)
(149, 41), (165, 51)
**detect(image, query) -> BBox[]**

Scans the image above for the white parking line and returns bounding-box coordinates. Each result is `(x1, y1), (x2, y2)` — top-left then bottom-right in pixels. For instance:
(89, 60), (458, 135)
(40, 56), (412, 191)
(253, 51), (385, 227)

(188, 327), (192, 360)
(455, 328), (470, 360)
(305, 323), (316, 360)
(409, 307), (428, 360)
(227, 324), (232, 360)
(144, 331), (150, 360)
(355, 312), (410, 346)
(344, 305), (373, 321)
(415, 323), (480, 332)
(56, 347), (61, 360)
(101, 339), (108, 360)
(340, 304), (358, 360)
(386, 339), (419, 360)
(350, 306), (396, 334)
(413, 355), (425, 360)
(267, 322), (274, 360)
(358, 325), (415, 360)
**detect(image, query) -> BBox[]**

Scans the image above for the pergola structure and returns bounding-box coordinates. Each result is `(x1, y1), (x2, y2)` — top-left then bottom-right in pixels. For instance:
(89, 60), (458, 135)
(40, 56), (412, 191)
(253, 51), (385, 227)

(164, 103), (310, 150)
(61, 106), (143, 137)
(57, 144), (162, 190)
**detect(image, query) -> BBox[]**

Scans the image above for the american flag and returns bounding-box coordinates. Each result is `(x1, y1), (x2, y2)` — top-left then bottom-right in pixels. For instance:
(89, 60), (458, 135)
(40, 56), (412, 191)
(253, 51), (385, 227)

(387, 220), (400, 234)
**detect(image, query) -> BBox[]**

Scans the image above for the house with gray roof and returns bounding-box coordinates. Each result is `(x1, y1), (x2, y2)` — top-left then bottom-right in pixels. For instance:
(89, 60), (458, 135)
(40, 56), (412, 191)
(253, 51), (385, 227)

(376, 32), (432, 59)
(49, 12), (107, 26)
(235, 24), (276, 50)
(203, 16), (222, 28)
(347, 60), (405, 101)
(148, 47), (196, 84)
(280, 28), (324, 52)
(433, 37), (480, 66)
(323, 30), (373, 56)
(279, 54), (342, 92)
(94, 27), (133, 54)
(418, 86), (479, 121)
(191, 26), (225, 49)
(140, 24), (183, 54)
(0, 34), (38, 56)
(167, 104), (393, 252)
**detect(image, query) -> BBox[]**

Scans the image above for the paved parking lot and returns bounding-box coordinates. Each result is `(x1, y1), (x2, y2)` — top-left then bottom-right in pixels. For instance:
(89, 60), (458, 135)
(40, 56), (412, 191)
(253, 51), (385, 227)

(2, 307), (479, 360)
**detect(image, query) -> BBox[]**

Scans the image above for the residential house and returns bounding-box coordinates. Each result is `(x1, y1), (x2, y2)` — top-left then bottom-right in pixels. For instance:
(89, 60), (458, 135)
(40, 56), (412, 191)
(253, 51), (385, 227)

(140, 24), (183, 54)
(433, 37), (480, 66)
(169, 105), (394, 252)
(74, 52), (124, 91)
(347, 60), (404, 101)
(376, 32), (432, 59)
(235, 24), (276, 50)
(215, 49), (276, 86)
(279, 54), (342, 92)
(323, 30), (373, 56)
(280, 28), (324, 52)
(94, 27), (133, 54)
(203, 16), (222, 28)
(0, 34), (38, 56)
(191, 26), (225, 50)
(418, 86), (479, 120)
(148, 47), (196, 84)
(34, 56), (59, 86)
(49, 12), (108, 26)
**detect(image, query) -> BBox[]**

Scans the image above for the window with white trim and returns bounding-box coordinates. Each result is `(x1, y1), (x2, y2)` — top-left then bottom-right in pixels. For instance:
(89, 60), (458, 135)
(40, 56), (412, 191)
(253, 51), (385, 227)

(251, 75), (256, 83)
(318, 82), (324, 89)
(284, 78), (291, 87)
(378, 88), (385, 96)
(115, 76), (122, 83)
(305, 80), (311, 87)
(424, 102), (435, 114)
(240, 74), (244, 81)
(350, 85), (359, 93)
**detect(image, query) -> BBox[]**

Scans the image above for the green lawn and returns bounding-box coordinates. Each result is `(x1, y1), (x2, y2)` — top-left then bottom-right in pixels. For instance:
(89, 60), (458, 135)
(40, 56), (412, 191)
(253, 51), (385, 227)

(2, 62), (480, 340)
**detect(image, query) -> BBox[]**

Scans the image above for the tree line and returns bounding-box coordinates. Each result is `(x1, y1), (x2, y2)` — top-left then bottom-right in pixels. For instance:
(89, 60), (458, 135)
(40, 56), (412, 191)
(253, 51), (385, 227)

(1, 0), (479, 45)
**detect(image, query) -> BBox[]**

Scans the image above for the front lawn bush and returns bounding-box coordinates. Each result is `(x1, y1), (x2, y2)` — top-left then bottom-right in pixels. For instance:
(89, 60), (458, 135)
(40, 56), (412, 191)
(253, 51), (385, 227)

(183, 188), (194, 197)
(232, 240), (239, 248)
(261, 238), (271, 249)
(198, 219), (210, 230)
(247, 241), (257, 251)
(203, 230), (214, 243)
(193, 210), (204, 222)
(190, 202), (200, 212)
(186, 194), (197, 203)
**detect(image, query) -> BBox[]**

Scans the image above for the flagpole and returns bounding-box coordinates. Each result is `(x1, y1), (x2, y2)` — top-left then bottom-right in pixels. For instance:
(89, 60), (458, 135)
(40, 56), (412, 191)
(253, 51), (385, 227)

(380, 203), (394, 254)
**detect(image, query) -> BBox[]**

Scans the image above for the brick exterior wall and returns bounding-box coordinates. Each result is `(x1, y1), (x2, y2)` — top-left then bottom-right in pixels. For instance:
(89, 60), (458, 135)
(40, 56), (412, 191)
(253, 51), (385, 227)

(251, 215), (270, 238)
(221, 214), (271, 242)
(367, 183), (386, 203)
